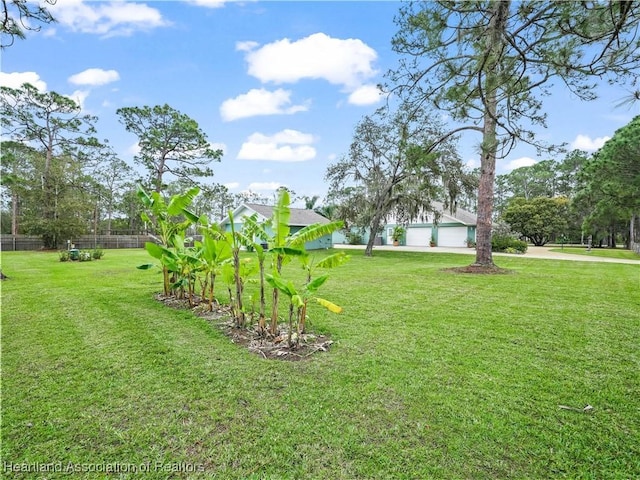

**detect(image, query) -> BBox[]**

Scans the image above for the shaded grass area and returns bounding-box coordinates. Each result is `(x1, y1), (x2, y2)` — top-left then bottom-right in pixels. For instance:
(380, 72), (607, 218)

(1, 249), (639, 479)
(549, 246), (640, 260)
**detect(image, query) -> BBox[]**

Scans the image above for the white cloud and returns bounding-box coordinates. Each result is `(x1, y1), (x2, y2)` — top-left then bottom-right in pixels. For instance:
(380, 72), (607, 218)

(504, 157), (536, 172)
(186, 0), (228, 8)
(224, 182), (240, 190)
(127, 142), (141, 157)
(65, 89), (90, 110)
(237, 129), (316, 162)
(209, 142), (227, 154)
(49, 0), (170, 37)
(347, 84), (383, 106)
(68, 68), (120, 86)
(571, 134), (610, 151)
(247, 182), (283, 192)
(242, 32), (378, 89)
(236, 40), (259, 52)
(0, 71), (47, 91)
(220, 88), (309, 122)
(465, 157), (480, 169)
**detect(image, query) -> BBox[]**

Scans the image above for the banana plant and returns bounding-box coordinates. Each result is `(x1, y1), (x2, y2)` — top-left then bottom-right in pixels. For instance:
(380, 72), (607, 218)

(267, 188), (296, 336)
(297, 251), (350, 334)
(168, 234), (200, 306)
(137, 185), (200, 296)
(265, 189), (345, 336)
(138, 241), (179, 296)
(196, 224), (232, 311)
(240, 213), (271, 335)
(225, 210), (253, 328)
(266, 271), (343, 348)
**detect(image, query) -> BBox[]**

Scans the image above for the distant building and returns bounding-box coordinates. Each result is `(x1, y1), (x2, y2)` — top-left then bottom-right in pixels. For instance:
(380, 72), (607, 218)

(333, 201), (477, 247)
(219, 203), (332, 250)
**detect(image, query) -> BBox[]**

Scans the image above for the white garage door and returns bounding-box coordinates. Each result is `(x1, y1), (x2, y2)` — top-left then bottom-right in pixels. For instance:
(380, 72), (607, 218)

(437, 226), (468, 247)
(405, 227), (432, 246)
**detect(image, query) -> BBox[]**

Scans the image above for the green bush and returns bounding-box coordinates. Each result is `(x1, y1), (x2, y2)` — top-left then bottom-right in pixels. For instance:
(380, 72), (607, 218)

(346, 232), (362, 245)
(92, 247), (105, 260)
(79, 251), (93, 262)
(59, 251), (70, 262)
(492, 235), (527, 254)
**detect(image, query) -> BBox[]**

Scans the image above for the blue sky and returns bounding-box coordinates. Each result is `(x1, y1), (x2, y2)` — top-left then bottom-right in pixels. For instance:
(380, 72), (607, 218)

(2, 0), (637, 205)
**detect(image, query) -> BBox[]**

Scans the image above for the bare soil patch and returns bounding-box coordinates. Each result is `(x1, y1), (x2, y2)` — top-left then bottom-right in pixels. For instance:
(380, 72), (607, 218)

(155, 294), (333, 361)
(442, 264), (513, 275)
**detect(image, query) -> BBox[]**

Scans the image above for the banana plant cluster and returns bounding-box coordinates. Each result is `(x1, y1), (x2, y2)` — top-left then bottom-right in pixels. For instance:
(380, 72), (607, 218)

(137, 186), (349, 348)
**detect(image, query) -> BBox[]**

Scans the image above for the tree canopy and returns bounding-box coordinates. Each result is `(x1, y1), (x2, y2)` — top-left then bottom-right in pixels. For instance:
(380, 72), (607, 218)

(326, 104), (475, 256)
(116, 104), (223, 193)
(503, 196), (569, 246)
(0, 82), (103, 247)
(577, 115), (640, 247)
(1, 0), (56, 49)
(387, 0), (640, 267)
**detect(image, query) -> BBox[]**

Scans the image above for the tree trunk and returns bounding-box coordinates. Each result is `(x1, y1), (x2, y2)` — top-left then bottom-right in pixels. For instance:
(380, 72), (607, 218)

(233, 250), (245, 328)
(473, 0), (510, 267)
(610, 225), (616, 248)
(11, 191), (18, 235)
(365, 214), (384, 257)
(42, 135), (56, 249)
(269, 255), (284, 335)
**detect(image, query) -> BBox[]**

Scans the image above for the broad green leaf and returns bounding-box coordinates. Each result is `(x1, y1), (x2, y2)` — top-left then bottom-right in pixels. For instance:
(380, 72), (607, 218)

(137, 263), (155, 270)
(314, 251), (350, 269)
(272, 188), (291, 246)
(136, 184), (153, 208)
(265, 273), (296, 297)
(269, 246), (305, 257)
(145, 242), (165, 260)
(289, 220), (344, 247)
(306, 274), (329, 292)
(167, 186), (200, 216)
(182, 208), (200, 224)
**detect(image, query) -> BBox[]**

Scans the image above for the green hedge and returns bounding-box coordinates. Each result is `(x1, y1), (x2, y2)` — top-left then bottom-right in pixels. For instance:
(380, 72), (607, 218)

(492, 235), (528, 254)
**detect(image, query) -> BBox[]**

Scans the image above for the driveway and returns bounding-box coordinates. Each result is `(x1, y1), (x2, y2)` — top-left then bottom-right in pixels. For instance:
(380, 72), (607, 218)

(334, 244), (640, 265)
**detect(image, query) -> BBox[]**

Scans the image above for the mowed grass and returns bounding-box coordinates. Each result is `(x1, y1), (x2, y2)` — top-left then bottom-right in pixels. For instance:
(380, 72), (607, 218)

(549, 246), (640, 260)
(1, 249), (639, 479)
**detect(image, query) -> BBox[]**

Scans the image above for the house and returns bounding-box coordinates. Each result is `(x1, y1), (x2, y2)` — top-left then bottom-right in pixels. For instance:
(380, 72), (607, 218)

(389, 202), (477, 247)
(219, 203), (333, 250)
(333, 201), (477, 247)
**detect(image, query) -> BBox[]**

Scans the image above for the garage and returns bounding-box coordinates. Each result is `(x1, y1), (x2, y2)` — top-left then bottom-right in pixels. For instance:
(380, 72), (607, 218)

(437, 226), (469, 247)
(405, 227), (432, 246)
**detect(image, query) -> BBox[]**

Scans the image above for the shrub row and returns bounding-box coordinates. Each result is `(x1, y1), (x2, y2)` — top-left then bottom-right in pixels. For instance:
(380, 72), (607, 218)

(59, 248), (105, 262)
(491, 235), (528, 254)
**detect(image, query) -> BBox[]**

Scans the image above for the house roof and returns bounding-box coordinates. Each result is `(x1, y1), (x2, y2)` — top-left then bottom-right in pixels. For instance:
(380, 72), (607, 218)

(433, 201), (477, 226)
(223, 203), (330, 226)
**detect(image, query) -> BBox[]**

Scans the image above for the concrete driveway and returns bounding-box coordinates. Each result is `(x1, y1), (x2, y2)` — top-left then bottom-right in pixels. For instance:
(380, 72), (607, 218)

(334, 244), (640, 265)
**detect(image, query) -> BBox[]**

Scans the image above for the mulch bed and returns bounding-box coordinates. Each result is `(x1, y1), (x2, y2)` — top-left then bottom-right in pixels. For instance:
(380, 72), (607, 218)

(441, 264), (514, 275)
(155, 294), (334, 361)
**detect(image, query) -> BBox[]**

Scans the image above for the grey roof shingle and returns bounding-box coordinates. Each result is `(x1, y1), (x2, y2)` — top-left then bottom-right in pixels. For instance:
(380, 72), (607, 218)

(432, 201), (477, 225)
(244, 203), (330, 226)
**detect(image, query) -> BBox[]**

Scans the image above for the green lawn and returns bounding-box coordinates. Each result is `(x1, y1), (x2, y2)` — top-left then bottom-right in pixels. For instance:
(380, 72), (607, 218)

(2, 249), (639, 479)
(549, 246), (640, 260)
